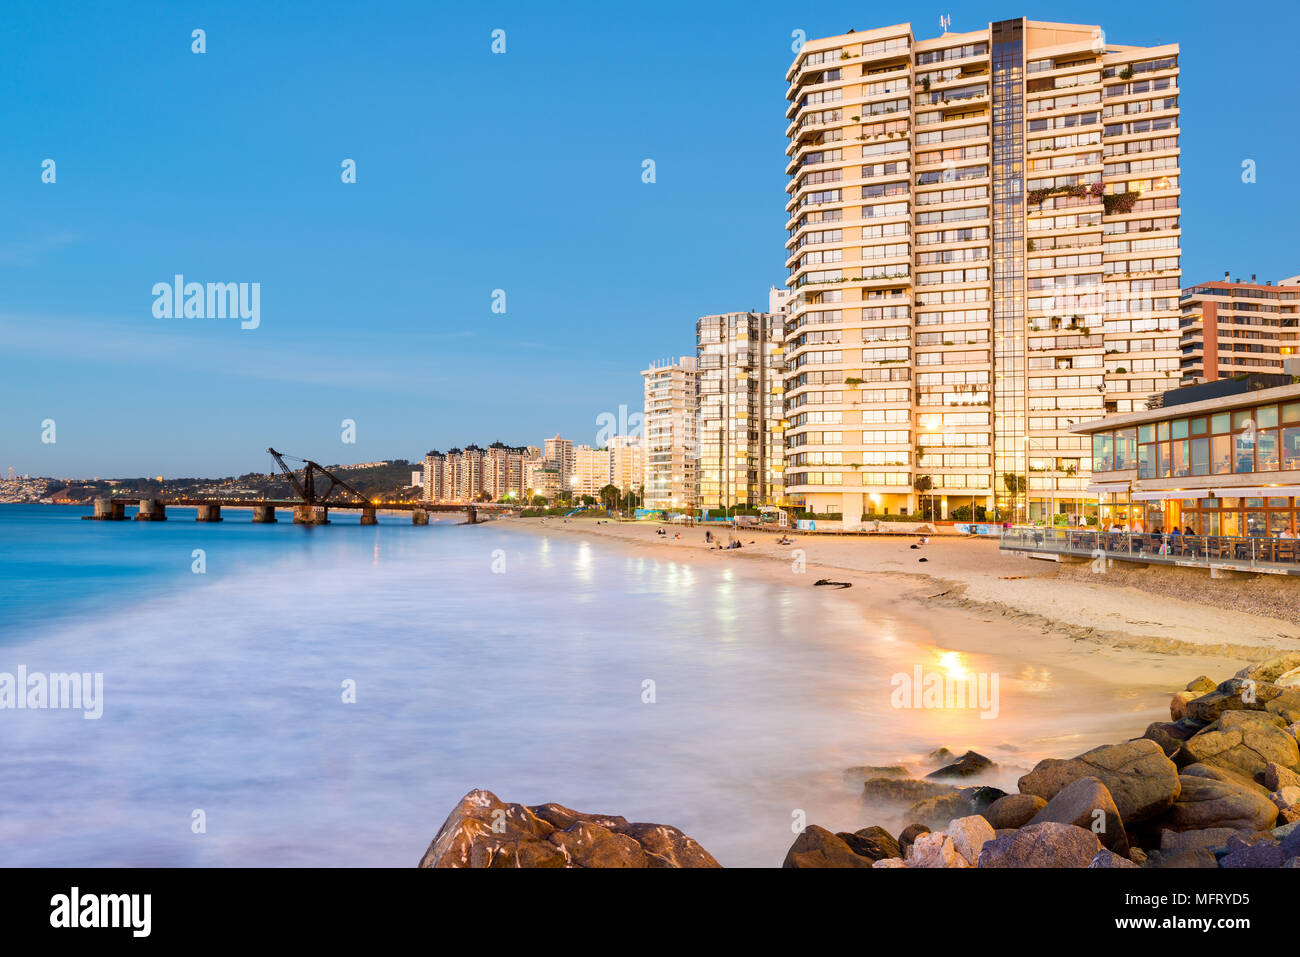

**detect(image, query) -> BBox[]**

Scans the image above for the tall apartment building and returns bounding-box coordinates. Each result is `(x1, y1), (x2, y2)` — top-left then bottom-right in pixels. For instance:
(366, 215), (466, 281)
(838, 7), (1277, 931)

(543, 435), (575, 490)
(641, 357), (699, 510)
(1179, 273), (1300, 384)
(609, 434), (646, 495)
(423, 443), (528, 501)
(572, 445), (612, 497)
(784, 18), (1181, 524)
(696, 307), (788, 508)
(484, 442), (529, 500)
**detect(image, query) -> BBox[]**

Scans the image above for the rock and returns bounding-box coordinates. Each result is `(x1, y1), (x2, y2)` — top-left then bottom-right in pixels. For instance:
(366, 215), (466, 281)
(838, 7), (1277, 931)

(982, 793), (1048, 830)
(1144, 720), (1197, 758)
(1271, 786), (1300, 824)
(862, 777), (956, 805)
(926, 747), (957, 766)
(926, 750), (994, 780)
(1267, 692), (1300, 724)
(843, 765), (911, 786)
(904, 788), (1001, 829)
(1090, 848), (1138, 868)
(1180, 761), (1270, 795)
(1186, 675), (1217, 694)
(898, 823), (930, 857)
(1145, 847), (1219, 868)
(1129, 847), (1148, 865)
(1235, 653), (1300, 685)
(906, 830), (970, 868)
(418, 789), (720, 868)
(1028, 775), (1129, 856)
(977, 822), (1101, 868)
(905, 790), (978, 829)
(1219, 836), (1285, 868)
(1285, 857), (1300, 867)
(782, 826), (875, 868)
(1017, 739), (1180, 823)
(835, 826), (901, 861)
(1180, 721), (1300, 780)
(1170, 691), (1198, 721)
(1160, 827), (1244, 853)
(1185, 678), (1282, 723)
(1220, 710), (1287, 731)
(947, 815), (997, 865)
(872, 856), (907, 868)
(1163, 773), (1280, 832)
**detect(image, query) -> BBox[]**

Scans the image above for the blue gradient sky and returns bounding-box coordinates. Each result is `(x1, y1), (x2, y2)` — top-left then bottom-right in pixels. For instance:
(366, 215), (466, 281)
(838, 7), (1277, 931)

(3, 0), (1296, 477)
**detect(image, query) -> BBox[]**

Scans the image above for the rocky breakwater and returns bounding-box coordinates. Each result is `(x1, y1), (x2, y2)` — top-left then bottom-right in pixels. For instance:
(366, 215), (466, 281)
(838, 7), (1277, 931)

(418, 789), (720, 868)
(786, 653), (1300, 868)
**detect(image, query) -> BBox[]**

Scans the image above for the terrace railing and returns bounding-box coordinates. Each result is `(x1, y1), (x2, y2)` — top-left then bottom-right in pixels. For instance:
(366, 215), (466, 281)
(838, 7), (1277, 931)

(998, 526), (1300, 575)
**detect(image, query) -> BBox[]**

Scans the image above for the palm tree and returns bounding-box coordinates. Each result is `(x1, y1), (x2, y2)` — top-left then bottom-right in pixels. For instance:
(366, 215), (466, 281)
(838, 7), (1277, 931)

(913, 474), (933, 520)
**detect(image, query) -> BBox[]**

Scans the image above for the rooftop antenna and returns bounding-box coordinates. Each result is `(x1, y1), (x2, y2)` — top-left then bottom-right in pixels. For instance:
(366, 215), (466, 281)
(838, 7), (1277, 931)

(939, 14), (951, 33)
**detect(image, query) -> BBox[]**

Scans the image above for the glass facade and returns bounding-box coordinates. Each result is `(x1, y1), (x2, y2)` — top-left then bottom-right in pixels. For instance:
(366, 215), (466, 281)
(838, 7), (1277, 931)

(991, 18), (1027, 520)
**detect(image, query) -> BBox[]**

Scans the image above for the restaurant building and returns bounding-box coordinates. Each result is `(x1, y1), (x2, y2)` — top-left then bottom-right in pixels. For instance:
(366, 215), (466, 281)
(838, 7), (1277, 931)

(1074, 376), (1300, 537)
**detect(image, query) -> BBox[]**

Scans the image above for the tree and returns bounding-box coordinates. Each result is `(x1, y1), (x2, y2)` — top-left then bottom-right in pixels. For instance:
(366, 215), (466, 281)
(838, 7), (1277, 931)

(599, 484), (620, 510)
(913, 474), (933, 520)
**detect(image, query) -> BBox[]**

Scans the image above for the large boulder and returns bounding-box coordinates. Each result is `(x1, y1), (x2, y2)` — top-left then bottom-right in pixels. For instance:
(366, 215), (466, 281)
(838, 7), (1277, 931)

(1028, 775), (1129, 856)
(1017, 739), (1180, 823)
(905, 830), (970, 868)
(1235, 653), (1300, 685)
(862, 777), (955, 805)
(1266, 762), (1300, 791)
(947, 815), (996, 865)
(1143, 720), (1198, 758)
(418, 789), (720, 868)
(783, 826), (876, 868)
(1180, 718), (1300, 780)
(926, 750), (994, 780)
(1162, 773), (1279, 832)
(982, 793), (1048, 830)
(977, 822), (1101, 868)
(1089, 849), (1138, 868)
(1160, 827), (1246, 853)
(1186, 678), (1284, 723)
(904, 786), (1003, 830)
(835, 826), (901, 861)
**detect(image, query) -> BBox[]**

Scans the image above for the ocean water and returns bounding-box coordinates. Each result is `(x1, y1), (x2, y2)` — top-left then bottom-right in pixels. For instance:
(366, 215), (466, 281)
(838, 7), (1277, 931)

(0, 504), (1161, 867)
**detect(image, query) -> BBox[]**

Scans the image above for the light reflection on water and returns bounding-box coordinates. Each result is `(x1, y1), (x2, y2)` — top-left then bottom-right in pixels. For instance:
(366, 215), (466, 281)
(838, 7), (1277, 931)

(0, 506), (1162, 866)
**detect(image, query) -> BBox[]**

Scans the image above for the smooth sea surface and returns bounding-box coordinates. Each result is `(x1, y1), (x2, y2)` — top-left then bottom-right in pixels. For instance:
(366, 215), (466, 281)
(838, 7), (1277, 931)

(0, 503), (1155, 866)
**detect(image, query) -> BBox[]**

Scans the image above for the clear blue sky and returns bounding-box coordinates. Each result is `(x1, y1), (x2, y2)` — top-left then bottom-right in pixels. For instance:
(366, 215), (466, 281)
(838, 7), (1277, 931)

(2, 0), (1296, 478)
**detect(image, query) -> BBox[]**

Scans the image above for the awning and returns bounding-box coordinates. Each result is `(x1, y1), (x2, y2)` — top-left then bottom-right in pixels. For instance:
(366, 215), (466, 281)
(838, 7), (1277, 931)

(1086, 483), (1130, 494)
(1130, 485), (1300, 501)
(1131, 489), (1204, 501)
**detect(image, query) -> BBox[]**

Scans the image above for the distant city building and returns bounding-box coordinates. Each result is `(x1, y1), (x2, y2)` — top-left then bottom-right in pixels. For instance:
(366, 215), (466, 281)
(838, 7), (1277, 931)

(641, 356), (699, 510)
(573, 445), (612, 498)
(423, 443), (529, 502)
(1179, 273), (1300, 384)
(543, 435), (575, 490)
(696, 305), (788, 509)
(609, 434), (646, 496)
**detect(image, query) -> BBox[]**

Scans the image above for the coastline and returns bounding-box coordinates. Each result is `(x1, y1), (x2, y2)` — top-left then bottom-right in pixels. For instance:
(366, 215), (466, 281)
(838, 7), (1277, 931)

(496, 517), (1300, 659)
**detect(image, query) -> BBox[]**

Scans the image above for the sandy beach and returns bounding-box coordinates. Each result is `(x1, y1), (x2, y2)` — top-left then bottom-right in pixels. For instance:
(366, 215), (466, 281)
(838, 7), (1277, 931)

(501, 516), (1300, 659)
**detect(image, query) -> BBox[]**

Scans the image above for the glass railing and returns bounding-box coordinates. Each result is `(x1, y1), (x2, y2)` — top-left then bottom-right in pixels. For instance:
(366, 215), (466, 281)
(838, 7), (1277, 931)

(999, 526), (1300, 571)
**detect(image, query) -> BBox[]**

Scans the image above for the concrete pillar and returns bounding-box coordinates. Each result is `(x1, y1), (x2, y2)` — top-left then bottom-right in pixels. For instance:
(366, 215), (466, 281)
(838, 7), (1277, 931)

(252, 505), (278, 523)
(196, 504), (223, 522)
(360, 507), (378, 525)
(135, 499), (167, 521)
(411, 509), (429, 525)
(93, 497), (126, 520)
(294, 505), (329, 525)
(466, 507), (477, 525)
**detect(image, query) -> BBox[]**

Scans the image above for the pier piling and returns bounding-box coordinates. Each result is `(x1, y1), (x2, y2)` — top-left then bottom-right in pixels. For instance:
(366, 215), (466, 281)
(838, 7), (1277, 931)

(195, 505), (223, 522)
(134, 499), (167, 521)
(92, 497), (126, 520)
(252, 505), (278, 523)
(411, 510), (429, 525)
(360, 507), (378, 525)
